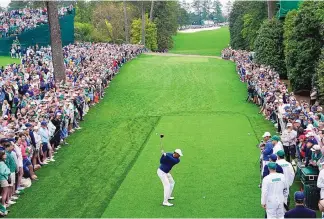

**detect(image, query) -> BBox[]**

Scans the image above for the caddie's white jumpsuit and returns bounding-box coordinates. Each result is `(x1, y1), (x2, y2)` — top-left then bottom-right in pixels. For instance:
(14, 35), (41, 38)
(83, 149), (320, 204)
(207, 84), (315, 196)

(317, 168), (324, 199)
(276, 159), (295, 204)
(261, 172), (288, 219)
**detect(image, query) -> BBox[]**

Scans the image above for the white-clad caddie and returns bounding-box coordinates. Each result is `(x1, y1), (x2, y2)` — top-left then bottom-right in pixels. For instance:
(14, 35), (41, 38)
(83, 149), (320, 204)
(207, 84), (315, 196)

(157, 149), (183, 207)
(261, 162), (288, 219)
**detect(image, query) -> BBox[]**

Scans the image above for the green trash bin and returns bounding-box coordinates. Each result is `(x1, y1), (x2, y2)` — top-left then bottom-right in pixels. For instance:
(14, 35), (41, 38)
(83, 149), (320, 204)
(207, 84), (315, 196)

(301, 167), (319, 185)
(302, 183), (320, 210)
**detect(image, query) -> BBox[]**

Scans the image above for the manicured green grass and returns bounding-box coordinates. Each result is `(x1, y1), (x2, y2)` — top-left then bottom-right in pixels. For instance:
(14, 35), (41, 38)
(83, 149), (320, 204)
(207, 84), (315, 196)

(102, 114), (263, 217)
(170, 27), (230, 56)
(9, 54), (275, 218)
(0, 56), (20, 66)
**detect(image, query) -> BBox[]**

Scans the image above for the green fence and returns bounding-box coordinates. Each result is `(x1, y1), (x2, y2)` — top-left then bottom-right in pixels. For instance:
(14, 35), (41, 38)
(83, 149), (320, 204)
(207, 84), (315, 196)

(277, 0), (301, 18)
(0, 10), (75, 56)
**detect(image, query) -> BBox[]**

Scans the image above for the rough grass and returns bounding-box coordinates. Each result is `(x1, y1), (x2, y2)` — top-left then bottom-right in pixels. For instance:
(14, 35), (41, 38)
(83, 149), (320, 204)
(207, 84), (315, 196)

(169, 27), (230, 56)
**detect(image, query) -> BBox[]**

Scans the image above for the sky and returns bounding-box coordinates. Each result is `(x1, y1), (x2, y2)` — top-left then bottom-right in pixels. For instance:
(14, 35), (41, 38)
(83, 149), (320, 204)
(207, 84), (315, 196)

(0, 0), (11, 7)
(0, 0), (232, 8)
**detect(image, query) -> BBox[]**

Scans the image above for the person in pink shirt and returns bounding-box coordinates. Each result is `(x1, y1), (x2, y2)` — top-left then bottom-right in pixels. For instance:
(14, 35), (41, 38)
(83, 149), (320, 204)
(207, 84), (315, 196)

(18, 135), (37, 180)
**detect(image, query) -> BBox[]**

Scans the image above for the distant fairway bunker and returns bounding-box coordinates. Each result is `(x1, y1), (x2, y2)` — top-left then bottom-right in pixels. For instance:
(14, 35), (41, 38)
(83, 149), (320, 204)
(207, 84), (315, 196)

(102, 113), (263, 218)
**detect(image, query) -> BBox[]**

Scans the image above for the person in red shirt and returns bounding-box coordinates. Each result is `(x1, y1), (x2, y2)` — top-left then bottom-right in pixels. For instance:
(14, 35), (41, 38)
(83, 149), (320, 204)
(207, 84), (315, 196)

(298, 135), (307, 161)
(18, 135), (37, 180)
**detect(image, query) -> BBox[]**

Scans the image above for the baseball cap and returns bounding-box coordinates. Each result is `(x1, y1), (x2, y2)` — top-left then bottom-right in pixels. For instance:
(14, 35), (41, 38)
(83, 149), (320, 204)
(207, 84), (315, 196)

(295, 119), (301, 124)
(262, 132), (271, 138)
(269, 154), (277, 161)
(277, 150), (285, 157)
(25, 123), (32, 128)
(307, 139), (316, 145)
(298, 135), (306, 140)
(271, 135), (280, 142)
(306, 132), (315, 137)
(287, 123), (293, 127)
(174, 149), (183, 157)
(41, 121), (47, 126)
(306, 124), (314, 131)
(268, 162), (277, 170)
(294, 191), (304, 201)
(311, 144), (321, 151)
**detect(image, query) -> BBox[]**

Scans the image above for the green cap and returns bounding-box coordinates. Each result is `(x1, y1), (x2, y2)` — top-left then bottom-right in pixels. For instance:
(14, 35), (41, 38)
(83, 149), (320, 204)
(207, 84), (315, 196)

(271, 135), (280, 141)
(268, 162), (277, 170)
(277, 150), (285, 157)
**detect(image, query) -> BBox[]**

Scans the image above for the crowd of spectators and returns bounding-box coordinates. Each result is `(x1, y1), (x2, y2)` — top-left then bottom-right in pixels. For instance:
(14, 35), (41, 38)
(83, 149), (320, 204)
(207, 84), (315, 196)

(178, 24), (223, 31)
(222, 48), (324, 218)
(0, 5), (73, 38)
(0, 42), (144, 215)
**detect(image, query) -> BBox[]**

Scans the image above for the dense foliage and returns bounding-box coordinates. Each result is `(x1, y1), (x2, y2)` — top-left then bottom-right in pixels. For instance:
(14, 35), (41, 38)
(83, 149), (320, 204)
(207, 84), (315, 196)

(229, 1), (267, 50)
(254, 19), (286, 78)
(153, 1), (178, 51)
(284, 1), (323, 91)
(317, 48), (324, 105)
(131, 15), (157, 51)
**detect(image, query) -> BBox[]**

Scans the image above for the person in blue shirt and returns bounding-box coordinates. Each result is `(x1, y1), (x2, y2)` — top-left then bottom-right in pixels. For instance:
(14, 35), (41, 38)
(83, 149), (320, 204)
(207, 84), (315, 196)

(157, 149), (183, 207)
(284, 191), (316, 218)
(262, 132), (274, 174)
(262, 154), (284, 178)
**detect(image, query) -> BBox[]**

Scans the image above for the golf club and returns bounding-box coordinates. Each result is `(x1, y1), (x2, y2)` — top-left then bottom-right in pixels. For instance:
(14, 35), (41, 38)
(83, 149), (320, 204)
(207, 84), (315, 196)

(160, 134), (164, 152)
(156, 133), (164, 151)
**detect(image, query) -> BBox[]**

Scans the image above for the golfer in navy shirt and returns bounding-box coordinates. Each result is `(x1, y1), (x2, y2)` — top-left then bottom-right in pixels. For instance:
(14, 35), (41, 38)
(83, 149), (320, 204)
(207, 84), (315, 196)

(157, 149), (183, 207)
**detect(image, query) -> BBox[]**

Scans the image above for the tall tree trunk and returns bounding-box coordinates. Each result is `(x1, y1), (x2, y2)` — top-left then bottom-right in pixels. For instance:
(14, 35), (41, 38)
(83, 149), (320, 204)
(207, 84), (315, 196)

(123, 0), (129, 43)
(267, 0), (276, 19)
(141, 1), (145, 46)
(46, 1), (66, 84)
(149, 0), (154, 22)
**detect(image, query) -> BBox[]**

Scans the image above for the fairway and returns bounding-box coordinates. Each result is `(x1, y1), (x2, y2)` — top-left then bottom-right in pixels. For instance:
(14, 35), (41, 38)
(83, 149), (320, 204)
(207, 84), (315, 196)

(9, 29), (277, 218)
(170, 27), (230, 56)
(102, 114), (262, 217)
(9, 54), (274, 218)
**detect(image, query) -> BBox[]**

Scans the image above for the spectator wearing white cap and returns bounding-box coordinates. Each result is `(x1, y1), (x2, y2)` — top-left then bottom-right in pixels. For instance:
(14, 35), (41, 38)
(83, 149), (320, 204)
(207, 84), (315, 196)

(309, 144), (322, 167)
(281, 123), (297, 163)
